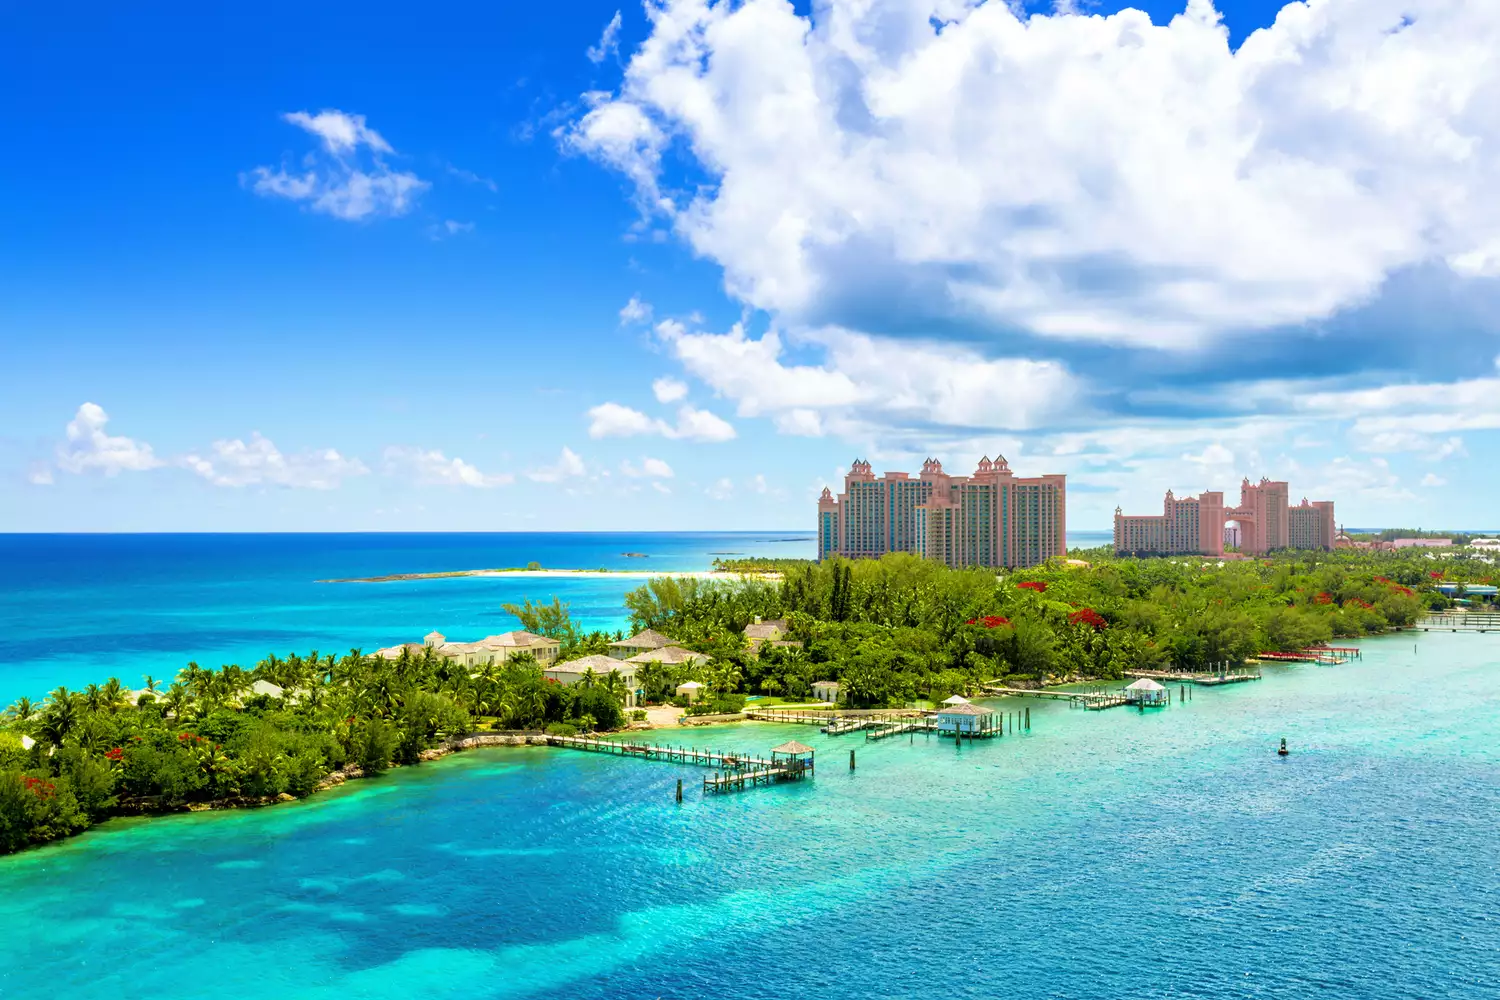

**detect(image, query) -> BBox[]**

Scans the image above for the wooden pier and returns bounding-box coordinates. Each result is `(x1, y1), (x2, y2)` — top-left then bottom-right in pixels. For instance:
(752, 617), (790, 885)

(703, 741), (814, 794)
(980, 685), (1127, 710)
(547, 734), (774, 770)
(1416, 613), (1500, 633)
(864, 718), (936, 741)
(1123, 668), (1261, 685)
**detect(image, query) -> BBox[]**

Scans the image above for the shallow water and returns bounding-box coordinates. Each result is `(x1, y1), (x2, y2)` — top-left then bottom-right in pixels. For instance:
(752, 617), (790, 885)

(4, 631), (1497, 998)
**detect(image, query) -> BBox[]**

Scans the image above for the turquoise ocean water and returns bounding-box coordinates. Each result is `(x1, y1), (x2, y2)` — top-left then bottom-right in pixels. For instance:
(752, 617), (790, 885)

(5, 533), (1495, 998)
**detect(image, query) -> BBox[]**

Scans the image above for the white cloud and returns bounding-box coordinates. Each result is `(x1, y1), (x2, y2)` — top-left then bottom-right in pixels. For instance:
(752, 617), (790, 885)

(620, 296), (653, 324)
(55, 403), (162, 476)
(657, 319), (1079, 435)
(1421, 472), (1448, 487)
(621, 457), (675, 478)
(569, 0), (1500, 348)
(673, 405), (737, 442)
(27, 464), (54, 486)
(652, 376), (688, 403)
(706, 477), (734, 500)
(587, 10), (624, 64)
(586, 401), (736, 442)
(749, 473), (769, 494)
(247, 109), (427, 221)
(652, 481), (672, 495)
(183, 434), (367, 489)
(527, 447), (587, 483)
(1183, 443), (1235, 466)
(383, 446), (513, 487)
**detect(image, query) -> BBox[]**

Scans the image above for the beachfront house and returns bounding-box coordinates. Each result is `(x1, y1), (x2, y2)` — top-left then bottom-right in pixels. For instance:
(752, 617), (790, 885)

(608, 629), (675, 660)
(811, 680), (842, 704)
(546, 654), (641, 707)
(744, 617), (802, 655)
(1124, 678), (1168, 706)
(398, 630), (561, 669)
(935, 701), (998, 737)
(626, 645), (710, 669)
(675, 680), (705, 704)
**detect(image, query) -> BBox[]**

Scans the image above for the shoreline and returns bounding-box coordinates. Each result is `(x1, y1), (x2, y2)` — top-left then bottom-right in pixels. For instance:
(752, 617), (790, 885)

(318, 568), (782, 584)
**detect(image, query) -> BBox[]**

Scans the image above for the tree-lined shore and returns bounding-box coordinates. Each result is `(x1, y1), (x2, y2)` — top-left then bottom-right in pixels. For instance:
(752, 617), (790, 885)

(3, 546), (1490, 854)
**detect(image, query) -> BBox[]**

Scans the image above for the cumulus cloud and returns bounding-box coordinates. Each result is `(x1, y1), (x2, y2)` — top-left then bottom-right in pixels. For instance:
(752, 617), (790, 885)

(182, 434), (367, 489)
(567, 0), (1500, 349)
(586, 401), (736, 442)
(706, 477), (735, 500)
(621, 457), (674, 478)
(246, 109), (427, 221)
(383, 446), (513, 487)
(652, 376), (688, 403)
(1421, 472), (1448, 487)
(656, 319), (1080, 434)
(620, 296), (653, 324)
(28, 465), (54, 486)
(527, 447), (587, 483)
(587, 10), (623, 64)
(55, 403), (162, 476)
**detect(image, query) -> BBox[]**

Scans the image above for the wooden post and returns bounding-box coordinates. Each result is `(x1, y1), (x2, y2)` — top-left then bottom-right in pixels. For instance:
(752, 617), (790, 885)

(1025, 707), (1030, 730)
(676, 778), (682, 803)
(849, 749), (856, 771)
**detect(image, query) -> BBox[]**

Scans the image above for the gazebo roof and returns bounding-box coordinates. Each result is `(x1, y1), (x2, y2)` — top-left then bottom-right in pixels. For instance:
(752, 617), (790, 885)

(772, 740), (815, 754)
(941, 694), (970, 705)
(1125, 678), (1165, 691)
(675, 680), (705, 690)
(937, 702), (989, 716)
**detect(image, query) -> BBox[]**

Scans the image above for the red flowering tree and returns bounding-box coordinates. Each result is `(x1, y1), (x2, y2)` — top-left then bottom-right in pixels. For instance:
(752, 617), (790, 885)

(965, 615), (1012, 629)
(1017, 581), (1047, 593)
(1314, 592), (1333, 605)
(1067, 608), (1107, 630)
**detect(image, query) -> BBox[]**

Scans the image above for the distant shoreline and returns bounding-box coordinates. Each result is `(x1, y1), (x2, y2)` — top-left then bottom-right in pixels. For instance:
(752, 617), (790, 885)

(319, 568), (784, 584)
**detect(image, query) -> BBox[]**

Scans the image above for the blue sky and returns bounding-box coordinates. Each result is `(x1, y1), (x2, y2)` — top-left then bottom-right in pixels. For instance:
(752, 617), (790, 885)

(3, 0), (1498, 532)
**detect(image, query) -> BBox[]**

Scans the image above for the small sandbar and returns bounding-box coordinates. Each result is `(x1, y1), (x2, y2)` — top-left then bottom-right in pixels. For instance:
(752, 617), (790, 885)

(319, 568), (780, 584)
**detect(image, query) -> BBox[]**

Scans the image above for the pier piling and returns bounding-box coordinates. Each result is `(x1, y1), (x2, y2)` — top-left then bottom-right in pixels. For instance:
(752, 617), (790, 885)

(676, 778), (682, 803)
(850, 749), (856, 771)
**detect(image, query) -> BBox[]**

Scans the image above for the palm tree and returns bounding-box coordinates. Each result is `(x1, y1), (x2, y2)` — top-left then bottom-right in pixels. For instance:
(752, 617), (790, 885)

(603, 669), (626, 706)
(37, 690), (77, 748)
(163, 682), (191, 720)
(101, 677), (127, 712)
(83, 683), (105, 715)
(6, 696), (36, 724)
(142, 674), (161, 694)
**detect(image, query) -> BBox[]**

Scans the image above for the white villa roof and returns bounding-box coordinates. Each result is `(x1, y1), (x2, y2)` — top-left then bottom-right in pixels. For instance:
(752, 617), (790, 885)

(551, 654), (628, 675)
(937, 702), (990, 716)
(675, 680), (705, 690)
(478, 630), (558, 648)
(609, 629), (675, 650)
(813, 679), (840, 688)
(424, 631), (446, 642)
(1125, 678), (1165, 691)
(627, 645), (706, 665)
(249, 680), (284, 698)
(941, 695), (970, 705)
(744, 619), (789, 640)
(373, 642), (425, 660)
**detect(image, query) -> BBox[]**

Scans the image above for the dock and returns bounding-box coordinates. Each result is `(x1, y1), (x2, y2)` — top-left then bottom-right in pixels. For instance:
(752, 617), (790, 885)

(1123, 668), (1261, 685)
(547, 734), (774, 770)
(864, 718), (936, 740)
(980, 685), (1128, 710)
(1416, 613), (1500, 633)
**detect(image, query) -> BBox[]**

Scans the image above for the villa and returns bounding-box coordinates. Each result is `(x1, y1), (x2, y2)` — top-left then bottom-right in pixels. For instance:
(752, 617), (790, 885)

(626, 645), (709, 668)
(609, 629), (675, 660)
(745, 617), (803, 655)
(812, 680), (842, 704)
(546, 654), (641, 707)
(375, 630), (561, 669)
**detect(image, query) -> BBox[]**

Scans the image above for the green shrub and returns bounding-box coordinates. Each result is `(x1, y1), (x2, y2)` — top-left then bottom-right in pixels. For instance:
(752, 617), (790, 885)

(544, 722), (578, 737)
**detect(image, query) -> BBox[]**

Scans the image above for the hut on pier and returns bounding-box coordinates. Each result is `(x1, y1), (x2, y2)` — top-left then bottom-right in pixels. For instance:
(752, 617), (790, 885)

(770, 740), (815, 778)
(1124, 677), (1168, 707)
(935, 701), (998, 737)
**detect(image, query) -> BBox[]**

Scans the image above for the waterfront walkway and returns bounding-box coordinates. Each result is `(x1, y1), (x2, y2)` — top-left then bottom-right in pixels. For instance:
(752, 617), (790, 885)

(980, 685), (1128, 710)
(1416, 613), (1500, 633)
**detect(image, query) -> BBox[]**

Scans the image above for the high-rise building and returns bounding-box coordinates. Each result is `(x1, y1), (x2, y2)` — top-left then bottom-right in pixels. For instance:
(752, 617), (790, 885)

(817, 456), (1066, 569)
(1114, 477), (1333, 556)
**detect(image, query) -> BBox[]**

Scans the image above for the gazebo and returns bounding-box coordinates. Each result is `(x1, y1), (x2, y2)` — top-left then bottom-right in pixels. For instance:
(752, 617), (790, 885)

(675, 680), (705, 704)
(941, 694), (970, 706)
(1124, 678), (1168, 707)
(770, 740), (815, 779)
(935, 701), (998, 738)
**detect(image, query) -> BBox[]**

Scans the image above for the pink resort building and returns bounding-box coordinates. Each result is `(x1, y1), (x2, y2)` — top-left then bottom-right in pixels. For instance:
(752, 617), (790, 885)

(1114, 477), (1335, 556)
(817, 456), (1066, 569)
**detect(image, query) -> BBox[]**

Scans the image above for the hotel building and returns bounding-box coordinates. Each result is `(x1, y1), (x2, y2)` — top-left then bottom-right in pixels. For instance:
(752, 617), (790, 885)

(817, 456), (1066, 569)
(1114, 477), (1335, 556)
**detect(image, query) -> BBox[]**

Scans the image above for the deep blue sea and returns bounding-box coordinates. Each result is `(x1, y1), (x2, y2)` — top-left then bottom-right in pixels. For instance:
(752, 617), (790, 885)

(6, 532), (1493, 1000)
